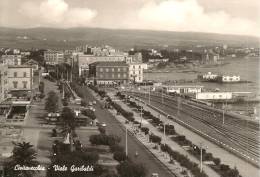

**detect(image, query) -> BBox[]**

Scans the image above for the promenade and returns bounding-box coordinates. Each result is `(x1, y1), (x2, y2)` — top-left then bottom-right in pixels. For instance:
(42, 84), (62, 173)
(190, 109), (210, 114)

(107, 92), (220, 177)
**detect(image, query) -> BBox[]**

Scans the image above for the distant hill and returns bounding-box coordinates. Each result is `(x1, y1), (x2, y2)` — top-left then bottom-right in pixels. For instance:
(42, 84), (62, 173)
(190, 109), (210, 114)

(0, 27), (259, 50)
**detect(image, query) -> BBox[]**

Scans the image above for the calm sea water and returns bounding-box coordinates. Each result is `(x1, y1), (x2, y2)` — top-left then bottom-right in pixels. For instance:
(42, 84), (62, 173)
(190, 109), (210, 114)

(145, 57), (260, 114)
(144, 57), (260, 95)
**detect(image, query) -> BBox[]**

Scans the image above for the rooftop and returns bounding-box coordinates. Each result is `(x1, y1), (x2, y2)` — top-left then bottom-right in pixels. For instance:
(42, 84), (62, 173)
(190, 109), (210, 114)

(91, 61), (128, 67)
(8, 65), (32, 68)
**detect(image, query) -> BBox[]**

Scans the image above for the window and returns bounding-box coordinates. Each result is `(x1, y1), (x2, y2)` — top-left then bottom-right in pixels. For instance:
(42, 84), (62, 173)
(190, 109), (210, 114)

(100, 74), (103, 78)
(123, 74), (127, 78)
(139, 71), (141, 74)
(133, 65), (135, 69)
(23, 81), (28, 89)
(106, 68), (109, 72)
(118, 68), (121, 72)
(139, 65), (141, 69)
(23, 72), (27, 77)
(14, 72), (17, 77)
(111, 68), (115, 72)
(13, 81), (18, 88)
(112, 74), (114, 78)
(100, 68), (103, 72)
(123, 68), (126, 72)
(118, 73), (121, 78)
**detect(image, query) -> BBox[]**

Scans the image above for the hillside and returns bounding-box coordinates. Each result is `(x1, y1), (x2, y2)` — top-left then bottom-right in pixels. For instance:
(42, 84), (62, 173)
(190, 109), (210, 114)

(0, 27), (259, 50)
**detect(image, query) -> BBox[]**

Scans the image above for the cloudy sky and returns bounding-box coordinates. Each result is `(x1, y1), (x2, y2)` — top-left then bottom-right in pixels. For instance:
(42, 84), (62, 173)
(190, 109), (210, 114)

(0, 0), (259, 36)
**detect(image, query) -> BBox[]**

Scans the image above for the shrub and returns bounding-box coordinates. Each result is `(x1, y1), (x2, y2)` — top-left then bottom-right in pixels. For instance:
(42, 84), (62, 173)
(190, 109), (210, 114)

(213, 157), (221, 166)
(220, 164), (230, 171)
(89, 134), (121, 146)
(140, 127), (149, 135)
(110, 144), (124, 153)
(149, 134), (161, 144)
(113, 151), (127, 162)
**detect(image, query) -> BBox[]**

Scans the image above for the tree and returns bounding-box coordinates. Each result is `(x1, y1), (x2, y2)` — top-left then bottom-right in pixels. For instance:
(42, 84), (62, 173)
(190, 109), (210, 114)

(117, 161), (147, 177)
(60, 107), (76, 132)
(39, 81), (45, 93)
(4, 142), (38, 177)
(45, 91), (59, 113)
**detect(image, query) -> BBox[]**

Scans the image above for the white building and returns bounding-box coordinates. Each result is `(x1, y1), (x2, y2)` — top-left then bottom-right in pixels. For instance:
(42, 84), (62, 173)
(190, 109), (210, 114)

(1, 55), (21, 65)
(220, 75), (240, 82)
(163, 85), (204, 94)
(196, 92), (232, 100)
(200, 72), (218, 81)
(8, 65), (33, 91)
(128, 63), (147, 83)
(44, 50), (64, 65)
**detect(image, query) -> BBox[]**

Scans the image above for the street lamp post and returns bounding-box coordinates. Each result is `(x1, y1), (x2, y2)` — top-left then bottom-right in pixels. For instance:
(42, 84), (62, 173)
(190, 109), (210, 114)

(200, 142), (203, 172)
(161, 89), (164, 104)
(126, 126), (128, 157)
(148, 86), (151, 105)
(164, 115), (170, 145)
(140, 105), (143, 127)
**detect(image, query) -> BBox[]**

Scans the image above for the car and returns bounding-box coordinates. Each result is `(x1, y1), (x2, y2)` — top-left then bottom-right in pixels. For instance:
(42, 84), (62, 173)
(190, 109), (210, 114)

(88, 102), (93, 106)
(99, 122), (107, 127)
(92, 101), (97, 105)
(151, 173), (159, 177)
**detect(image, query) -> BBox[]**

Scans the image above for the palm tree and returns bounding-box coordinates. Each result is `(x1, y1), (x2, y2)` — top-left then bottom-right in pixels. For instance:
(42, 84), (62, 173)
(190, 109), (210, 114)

(4, 142), (38, 177)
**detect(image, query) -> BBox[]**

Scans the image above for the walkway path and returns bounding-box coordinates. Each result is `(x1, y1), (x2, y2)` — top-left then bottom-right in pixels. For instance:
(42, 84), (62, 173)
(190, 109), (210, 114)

(107, 92), (220, 177)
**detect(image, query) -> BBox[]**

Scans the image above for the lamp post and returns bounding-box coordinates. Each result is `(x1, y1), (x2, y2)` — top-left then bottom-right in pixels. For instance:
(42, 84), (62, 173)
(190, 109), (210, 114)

(193, 142), (207, 172)
(148, 86), (151, 105)
(126, 126), (128, 157)
(140, 104), (143, 127)
(164, 115), (170, 145)
(161, 88), (164, 104)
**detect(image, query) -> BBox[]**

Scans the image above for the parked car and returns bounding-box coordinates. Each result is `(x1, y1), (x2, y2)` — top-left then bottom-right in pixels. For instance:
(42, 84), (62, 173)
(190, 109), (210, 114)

(99, 122), (107, 127)
(151, 173), (159, 177)
(92, 101), (97, 105)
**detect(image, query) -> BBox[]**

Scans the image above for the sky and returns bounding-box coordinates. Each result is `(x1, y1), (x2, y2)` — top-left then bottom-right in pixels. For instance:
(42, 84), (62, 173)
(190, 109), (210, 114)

(0, 0), (259, 36)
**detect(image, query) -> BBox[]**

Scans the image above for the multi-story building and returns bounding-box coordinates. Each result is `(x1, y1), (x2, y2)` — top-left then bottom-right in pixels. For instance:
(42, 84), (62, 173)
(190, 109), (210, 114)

(8, 65), (33, 92)
(128, 63), (147, 83)
(89, 62), (129, 85)
(77, 54), (126, 77)
(0, 65), (8, 102)
(128, 52), (142, 63)
(44, 50), (64, 65)
(1, 55), (21, 65)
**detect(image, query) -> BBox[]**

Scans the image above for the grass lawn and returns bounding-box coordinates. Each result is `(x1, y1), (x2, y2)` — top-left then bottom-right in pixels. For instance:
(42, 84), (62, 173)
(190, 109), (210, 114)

(37, 130), (63, 151)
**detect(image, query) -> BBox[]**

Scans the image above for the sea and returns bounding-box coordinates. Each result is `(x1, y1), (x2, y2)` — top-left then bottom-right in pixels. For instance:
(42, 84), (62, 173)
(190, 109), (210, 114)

(144, 57), (260, 115)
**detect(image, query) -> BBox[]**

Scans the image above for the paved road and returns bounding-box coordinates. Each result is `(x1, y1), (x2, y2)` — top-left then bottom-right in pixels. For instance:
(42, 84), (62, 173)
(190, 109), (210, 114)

(81, 86), (175, 177)
(127, 92), (260, 177)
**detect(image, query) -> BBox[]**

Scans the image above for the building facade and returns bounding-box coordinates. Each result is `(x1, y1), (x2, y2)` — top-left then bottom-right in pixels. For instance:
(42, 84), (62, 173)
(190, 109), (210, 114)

(1, 55), (21, 65)
(163, 85), (204, 94)
(77, 54), (126, 77)
(0, 65), (8, 102)
(196, 92), (232, 100)
(219, 75), (240, 82)
(89, 62), (129, 85)
(128, 63), (146, 83)
(8, 66), (33, 91)
(44, 50), (64, 65)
